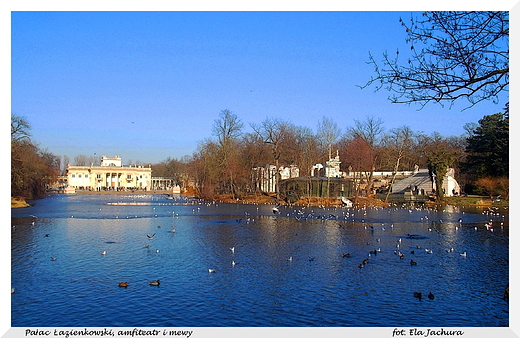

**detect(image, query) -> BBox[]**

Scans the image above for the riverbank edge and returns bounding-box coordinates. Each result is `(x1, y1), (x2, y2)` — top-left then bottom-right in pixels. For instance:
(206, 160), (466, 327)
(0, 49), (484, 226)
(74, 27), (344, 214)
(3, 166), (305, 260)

(11, 191), (508, 209)
(11, 196), (30, 208)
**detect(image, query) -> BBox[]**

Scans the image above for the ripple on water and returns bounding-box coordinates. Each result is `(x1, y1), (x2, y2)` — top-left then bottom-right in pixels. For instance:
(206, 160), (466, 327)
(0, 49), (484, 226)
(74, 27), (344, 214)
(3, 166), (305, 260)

(11, 194), (509, 327)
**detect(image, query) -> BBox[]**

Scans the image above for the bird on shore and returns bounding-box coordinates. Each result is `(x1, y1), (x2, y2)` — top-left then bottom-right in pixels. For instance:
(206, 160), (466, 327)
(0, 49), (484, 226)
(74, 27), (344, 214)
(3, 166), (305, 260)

(149, 280), (161, 286)
(118, 282), (129, 287)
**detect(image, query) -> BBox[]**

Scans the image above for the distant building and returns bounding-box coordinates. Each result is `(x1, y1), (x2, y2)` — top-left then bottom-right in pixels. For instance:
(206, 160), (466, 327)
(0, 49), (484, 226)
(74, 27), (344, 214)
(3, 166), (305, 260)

(390, 168), (460, 197)
(252, 151), (461, 199)
(325, 150), (342, 178)
(66, 155), (152, 191)
(252, 164), (299, 194)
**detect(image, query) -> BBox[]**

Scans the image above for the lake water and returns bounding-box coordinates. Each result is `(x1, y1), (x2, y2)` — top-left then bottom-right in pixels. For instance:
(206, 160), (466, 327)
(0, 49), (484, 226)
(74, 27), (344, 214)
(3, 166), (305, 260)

(11, 194), (509, 327)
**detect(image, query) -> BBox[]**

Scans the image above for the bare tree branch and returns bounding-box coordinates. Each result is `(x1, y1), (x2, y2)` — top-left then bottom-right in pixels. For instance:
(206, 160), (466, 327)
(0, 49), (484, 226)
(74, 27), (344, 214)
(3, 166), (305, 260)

(360, 11), (509, 110)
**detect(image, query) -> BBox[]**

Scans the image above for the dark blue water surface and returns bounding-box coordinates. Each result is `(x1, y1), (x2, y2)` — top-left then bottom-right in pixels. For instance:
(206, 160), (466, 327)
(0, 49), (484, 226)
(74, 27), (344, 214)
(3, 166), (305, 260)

(11, 194), (509, 327)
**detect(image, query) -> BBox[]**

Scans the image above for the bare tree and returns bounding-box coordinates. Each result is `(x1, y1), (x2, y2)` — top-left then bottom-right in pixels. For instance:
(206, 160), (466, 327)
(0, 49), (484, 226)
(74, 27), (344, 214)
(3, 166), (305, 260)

(212, 109), (243, 198)
(11, 114), (31, 142)
(74, 155), (89, 166)
(189, 139), (220, 199)
(346, 116), (385, 195)
(212, 109), (243, 148)
(62, 155), (70, 175)
(382, 126), (414, 202)
(11, 115), (59, 198)
(339, 136), (373, 201)
(251, 118), (293, 199)
(316, 116), (341, 158)
(361, 11), (509, 109)
(316, 116), (341, 198)
(294, 126), (319, 200)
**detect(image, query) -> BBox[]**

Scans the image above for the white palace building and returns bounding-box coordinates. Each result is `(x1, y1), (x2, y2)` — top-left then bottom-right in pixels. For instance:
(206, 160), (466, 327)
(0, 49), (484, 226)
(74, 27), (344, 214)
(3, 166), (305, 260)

(66, 155), (152, 191)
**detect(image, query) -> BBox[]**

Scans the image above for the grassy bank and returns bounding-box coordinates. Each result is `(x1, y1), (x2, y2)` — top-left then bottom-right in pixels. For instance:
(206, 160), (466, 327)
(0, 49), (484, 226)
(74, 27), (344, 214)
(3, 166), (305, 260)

(444, 196), (508, 207)
(13, 190), (508, 210)
(11, 197), (29, 208)
(214, 194), (389, 208)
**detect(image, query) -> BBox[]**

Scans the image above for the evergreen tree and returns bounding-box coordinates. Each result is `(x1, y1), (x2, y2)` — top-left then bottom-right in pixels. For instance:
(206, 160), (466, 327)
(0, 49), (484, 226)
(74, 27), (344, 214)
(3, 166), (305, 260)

(463, 106), (509, 179)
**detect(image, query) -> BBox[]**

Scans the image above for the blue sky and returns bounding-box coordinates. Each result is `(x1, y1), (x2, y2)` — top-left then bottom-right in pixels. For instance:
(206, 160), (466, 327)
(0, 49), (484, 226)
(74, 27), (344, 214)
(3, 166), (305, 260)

(11, 10), (510, 165)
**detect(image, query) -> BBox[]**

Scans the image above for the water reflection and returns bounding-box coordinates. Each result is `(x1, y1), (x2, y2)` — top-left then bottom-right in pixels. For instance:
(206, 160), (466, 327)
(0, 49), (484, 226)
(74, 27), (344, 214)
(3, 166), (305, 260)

(11, 194), (508, 327)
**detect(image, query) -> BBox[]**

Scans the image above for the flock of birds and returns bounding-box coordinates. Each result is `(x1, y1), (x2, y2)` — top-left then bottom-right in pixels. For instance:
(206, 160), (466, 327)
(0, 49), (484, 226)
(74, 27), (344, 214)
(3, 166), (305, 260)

(15, 201), (507, 301)
(267, 203), (506, 301)
(338, 229), (475, 301)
